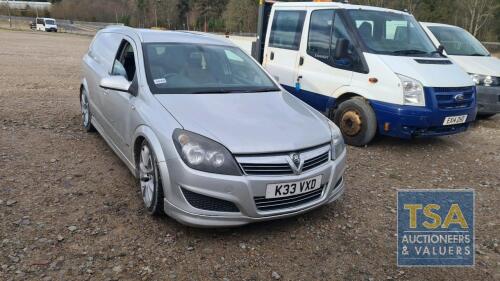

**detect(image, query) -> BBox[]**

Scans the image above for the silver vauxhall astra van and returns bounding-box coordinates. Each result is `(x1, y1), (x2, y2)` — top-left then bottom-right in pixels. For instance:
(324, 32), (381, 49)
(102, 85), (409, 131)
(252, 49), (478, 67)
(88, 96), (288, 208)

(80, 26), (346, 227)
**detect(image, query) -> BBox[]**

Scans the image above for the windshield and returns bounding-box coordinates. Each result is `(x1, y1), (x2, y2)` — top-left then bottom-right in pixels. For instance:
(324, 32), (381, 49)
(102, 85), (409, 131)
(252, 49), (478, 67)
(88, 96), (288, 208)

(143, 43), (279, 94)
(45, 20), (55, 25)
(428, 26), (490, 56)
(347, 10), (438, 57)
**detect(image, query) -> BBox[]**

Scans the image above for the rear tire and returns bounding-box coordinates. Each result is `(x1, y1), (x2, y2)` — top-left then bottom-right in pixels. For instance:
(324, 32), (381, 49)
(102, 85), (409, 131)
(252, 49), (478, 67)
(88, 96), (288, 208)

(138, 140), (165, 216)
(333, 97), (377, 147)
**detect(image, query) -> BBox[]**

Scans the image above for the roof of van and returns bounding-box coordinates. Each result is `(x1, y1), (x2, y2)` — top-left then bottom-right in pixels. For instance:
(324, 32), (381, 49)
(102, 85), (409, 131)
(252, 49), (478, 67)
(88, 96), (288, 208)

(273, 1), (408, 15)
(100, 26), (234, 46)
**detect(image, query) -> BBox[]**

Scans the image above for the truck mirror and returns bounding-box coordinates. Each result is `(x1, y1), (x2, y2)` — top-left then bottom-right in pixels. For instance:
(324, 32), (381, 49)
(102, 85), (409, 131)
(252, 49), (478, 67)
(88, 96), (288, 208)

(437, 45), (445, 55)
(334, 38), (350, 59)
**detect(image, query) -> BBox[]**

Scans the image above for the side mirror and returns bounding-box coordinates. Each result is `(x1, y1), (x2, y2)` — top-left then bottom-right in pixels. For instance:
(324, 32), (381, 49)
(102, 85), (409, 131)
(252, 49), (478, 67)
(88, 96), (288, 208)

(334, 38), (350, 59)
(99, 76), (131, 93)
(437, 45), (445, 55)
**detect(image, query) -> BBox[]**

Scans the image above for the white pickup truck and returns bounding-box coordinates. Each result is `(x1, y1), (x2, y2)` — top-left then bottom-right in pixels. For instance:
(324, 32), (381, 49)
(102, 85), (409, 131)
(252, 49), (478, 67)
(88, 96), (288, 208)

(225, 1), (476, 146)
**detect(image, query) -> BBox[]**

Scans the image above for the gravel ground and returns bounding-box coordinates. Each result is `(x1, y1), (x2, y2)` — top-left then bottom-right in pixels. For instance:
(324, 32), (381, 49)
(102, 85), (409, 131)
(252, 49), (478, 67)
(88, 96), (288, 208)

(0, 30), (499, 281)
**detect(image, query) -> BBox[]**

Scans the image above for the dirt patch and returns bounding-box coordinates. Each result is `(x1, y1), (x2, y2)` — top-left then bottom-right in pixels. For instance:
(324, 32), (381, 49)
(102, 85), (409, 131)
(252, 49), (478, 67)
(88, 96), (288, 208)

(0, 30), (499, 281)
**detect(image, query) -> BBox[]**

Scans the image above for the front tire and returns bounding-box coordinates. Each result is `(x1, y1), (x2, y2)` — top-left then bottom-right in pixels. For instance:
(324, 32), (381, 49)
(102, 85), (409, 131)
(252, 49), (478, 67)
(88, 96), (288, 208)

(80, 89), (95, 132)
(138, 140), (164, 216)
(333, 97), (377, 147)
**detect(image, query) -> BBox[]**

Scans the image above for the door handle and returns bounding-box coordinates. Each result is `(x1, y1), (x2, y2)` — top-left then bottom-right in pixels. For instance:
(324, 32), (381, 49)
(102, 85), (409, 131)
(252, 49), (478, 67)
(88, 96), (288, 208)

(299, 56), (304, 66)
(270, 52), (274, 60)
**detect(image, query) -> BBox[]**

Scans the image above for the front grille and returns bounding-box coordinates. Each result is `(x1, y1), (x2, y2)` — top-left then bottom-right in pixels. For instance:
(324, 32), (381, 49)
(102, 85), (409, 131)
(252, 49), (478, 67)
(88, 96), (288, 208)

(254, 184), (325, 211)
(302, 151), (329, 172)
(239, 163), (293, 176)
(433, 87), (475, 109)
(181, 188), (239, 212)
(237, 144), (331, 176)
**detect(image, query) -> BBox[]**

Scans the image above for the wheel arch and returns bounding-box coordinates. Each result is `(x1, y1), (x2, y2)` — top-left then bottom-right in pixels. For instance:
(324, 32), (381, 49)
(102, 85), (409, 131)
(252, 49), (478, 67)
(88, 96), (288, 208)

(330, 92), (366, 118)
(133, 125), (172, 200)
(133, 125), (168, 167)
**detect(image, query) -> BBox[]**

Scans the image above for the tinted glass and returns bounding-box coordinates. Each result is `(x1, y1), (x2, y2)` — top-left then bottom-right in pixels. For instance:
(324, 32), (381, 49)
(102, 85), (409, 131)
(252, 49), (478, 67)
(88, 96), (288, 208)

(269, 11), (306, 50)
(428, 26), (490, 56)
(112, 41), (136, 81)
(308, 10), (334, 61)
(144, 43), (279, 95)
(307, 10), (359, 70)
(347, 10), (438, 57)
(45, 20), (55, 25)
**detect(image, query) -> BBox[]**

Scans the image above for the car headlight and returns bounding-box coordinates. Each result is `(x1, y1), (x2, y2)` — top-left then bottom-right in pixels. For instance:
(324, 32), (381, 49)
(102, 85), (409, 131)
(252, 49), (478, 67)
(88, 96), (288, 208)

(173, 129), (241, 176)
(470, 73), (496, 86)
(329, 121), (345, 160)
(397, 74), (425, 106)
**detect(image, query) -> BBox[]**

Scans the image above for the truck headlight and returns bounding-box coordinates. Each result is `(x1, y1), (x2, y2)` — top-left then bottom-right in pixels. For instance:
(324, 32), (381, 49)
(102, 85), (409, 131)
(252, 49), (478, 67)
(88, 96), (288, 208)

(173, 129), (241, 176)
(470, 73), (494, 86)
(329, 121), (345, 160)
(397, 74), (425, 106)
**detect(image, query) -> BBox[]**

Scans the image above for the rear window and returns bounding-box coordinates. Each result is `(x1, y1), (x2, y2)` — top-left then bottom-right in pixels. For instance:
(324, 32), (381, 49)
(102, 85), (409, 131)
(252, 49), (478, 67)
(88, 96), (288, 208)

(269, 10), (306, 50)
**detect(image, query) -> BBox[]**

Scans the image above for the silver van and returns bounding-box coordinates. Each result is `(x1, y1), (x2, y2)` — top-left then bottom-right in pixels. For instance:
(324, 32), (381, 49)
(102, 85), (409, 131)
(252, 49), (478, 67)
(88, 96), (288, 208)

(80, 26), (346, 227)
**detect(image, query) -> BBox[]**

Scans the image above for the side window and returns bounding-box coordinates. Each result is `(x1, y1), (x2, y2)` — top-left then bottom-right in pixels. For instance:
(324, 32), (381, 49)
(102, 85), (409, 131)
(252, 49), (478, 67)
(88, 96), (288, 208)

(269, 10), (306, 50)
(307, 10), (361, 70)
(112, 40), (136, 82)
(307, 10), (335, 62)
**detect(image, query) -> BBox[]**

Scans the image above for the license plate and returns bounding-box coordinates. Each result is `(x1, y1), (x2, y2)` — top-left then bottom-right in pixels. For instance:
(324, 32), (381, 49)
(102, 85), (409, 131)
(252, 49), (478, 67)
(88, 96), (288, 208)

(443, 115), (467, 126)
(265, 175), (322, 199)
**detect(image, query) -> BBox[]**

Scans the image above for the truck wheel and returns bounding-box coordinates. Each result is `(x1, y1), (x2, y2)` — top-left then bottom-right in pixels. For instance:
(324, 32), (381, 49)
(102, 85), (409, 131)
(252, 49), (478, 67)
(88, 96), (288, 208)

(333, 97), (377, 147)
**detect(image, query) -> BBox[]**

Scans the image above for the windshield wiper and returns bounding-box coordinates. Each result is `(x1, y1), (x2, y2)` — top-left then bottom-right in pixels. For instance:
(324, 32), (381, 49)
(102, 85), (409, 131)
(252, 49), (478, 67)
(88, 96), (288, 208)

(391, 49), (429, 55)
(192, 88), (280, 94)
(247, 87), (280, 93)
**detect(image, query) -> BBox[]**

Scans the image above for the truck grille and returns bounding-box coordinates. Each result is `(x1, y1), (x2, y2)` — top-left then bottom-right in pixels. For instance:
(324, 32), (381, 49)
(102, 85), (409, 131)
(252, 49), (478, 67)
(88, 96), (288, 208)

(433, 87), (475, 109)
(236, 144), (331, 176)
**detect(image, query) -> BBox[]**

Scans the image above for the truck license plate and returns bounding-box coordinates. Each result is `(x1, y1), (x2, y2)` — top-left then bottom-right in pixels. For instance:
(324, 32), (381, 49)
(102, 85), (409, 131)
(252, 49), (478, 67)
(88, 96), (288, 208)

(443, 115), (467, 126)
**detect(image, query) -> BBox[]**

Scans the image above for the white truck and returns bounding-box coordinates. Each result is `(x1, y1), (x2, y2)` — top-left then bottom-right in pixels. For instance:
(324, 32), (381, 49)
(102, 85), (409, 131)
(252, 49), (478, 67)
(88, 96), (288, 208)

(421, 22), (500, 118)
(229, 1), (477, 146)
(35, 17), (58, 32)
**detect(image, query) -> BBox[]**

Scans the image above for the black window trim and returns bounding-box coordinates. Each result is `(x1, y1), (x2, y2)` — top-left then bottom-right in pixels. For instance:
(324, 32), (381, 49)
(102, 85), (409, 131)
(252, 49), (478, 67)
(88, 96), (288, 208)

(306, 8), (370, 74)
(269, 10), (307, 51)
(111, 37), (137, 81)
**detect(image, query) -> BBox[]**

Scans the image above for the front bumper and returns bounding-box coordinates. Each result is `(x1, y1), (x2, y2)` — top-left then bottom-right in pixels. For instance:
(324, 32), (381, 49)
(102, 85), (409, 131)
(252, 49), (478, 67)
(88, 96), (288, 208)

(371, 87), (477, 139)
(160, 150), (346, 228)
(476, 86), (500, 114)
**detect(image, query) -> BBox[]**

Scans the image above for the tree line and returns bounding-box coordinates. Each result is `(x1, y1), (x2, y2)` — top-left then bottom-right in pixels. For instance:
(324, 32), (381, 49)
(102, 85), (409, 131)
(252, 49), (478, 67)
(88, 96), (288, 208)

(1, 0), (499, 41)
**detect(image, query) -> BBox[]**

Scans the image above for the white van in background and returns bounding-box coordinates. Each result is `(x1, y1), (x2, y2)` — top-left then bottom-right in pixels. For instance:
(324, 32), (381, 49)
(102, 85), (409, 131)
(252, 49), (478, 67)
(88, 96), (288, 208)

(237, 1), (477, 146)
(421, 22), (500, 118)
(36, 18), (58, 32)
